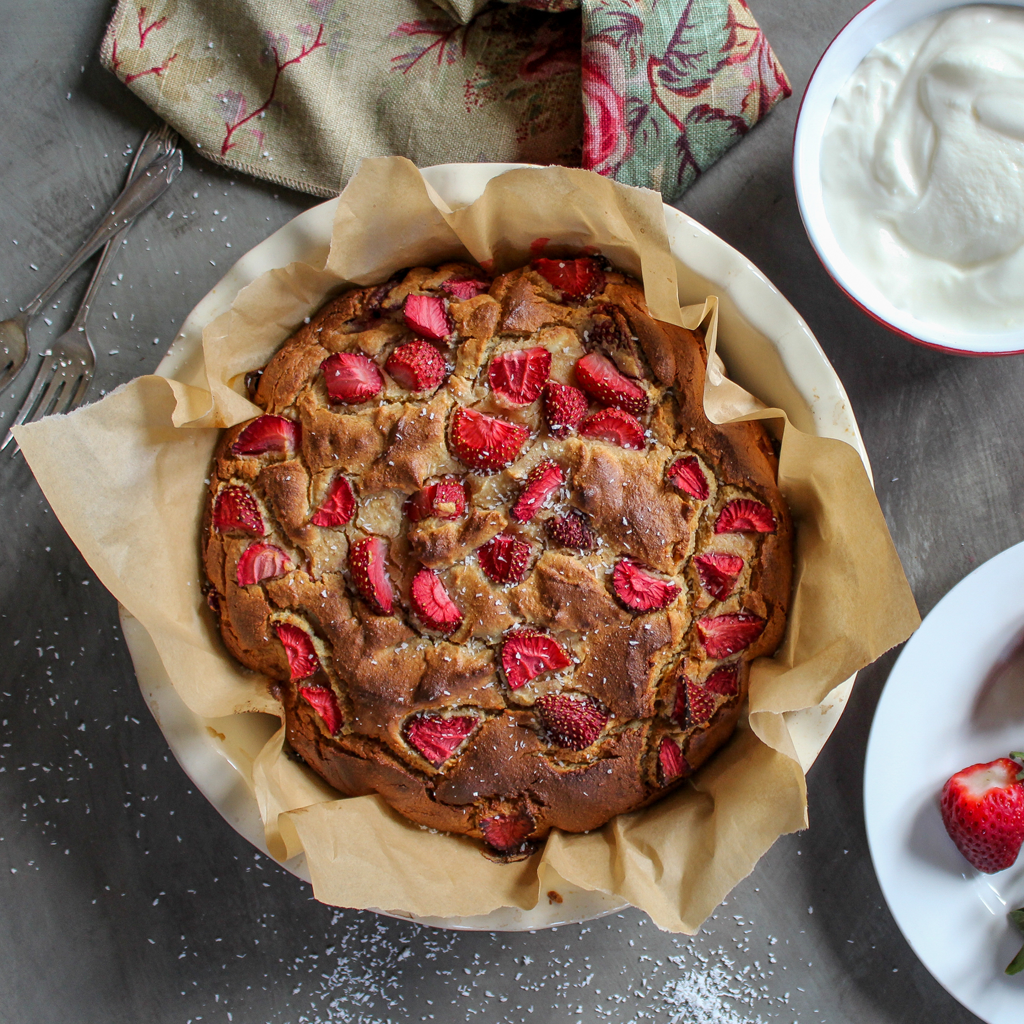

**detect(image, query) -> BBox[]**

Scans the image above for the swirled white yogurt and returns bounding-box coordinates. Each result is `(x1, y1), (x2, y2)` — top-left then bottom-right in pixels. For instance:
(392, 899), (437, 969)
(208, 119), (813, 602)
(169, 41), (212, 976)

(821, 5), (1024, 332)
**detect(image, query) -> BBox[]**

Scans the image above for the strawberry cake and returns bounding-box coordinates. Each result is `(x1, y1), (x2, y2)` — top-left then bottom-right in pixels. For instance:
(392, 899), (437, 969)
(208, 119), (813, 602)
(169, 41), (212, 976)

(202, 257), (792, 860)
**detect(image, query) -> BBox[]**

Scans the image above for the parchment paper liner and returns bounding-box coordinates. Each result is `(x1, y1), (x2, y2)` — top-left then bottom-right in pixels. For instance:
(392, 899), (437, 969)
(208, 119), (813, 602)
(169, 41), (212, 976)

(16, 159), (919, 932)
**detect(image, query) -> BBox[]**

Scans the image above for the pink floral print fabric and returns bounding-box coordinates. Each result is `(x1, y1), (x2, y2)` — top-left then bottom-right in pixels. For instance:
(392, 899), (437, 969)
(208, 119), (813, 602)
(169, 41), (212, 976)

(100, 0), (788, 201)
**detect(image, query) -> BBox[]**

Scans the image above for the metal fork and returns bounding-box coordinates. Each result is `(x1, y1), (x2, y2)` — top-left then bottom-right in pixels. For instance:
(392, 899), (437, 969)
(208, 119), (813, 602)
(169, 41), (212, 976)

(0, 123), (182, 392)
(2, 125), (179, 451)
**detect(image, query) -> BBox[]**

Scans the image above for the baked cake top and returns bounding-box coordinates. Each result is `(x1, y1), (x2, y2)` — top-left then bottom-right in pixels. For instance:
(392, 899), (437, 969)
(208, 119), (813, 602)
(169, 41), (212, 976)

(202, 257), (792, 859)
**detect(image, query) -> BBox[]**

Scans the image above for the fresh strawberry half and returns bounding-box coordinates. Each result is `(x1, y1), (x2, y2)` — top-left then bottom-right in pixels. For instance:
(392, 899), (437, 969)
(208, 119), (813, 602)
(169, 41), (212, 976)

(705, 664), (739, 696)
(658, 737), (690, 784)
(579, 408), (645, 450)
(449, 406), (529, 472)
(667, 456), (709, 500)
(405, 480), (467, 522)
(672, 677), (717, 728)
(546, 509), (596, 551)
(479, 808), (536, 853)
(694, 552), (744, 601)
(441, 277), (490, 301)
(274, 622), (321, 680)
(542, 381), (588, 438)
(212, 486), (264, 535)
(532, 257), (606, 300)
(310, 475), (355, 528)
(488, 347), (551, 405)
(385, 340), (447, 391)
(404, 293), (452, 341)
(715, 499), (776, 535)
(511, 460), (564, 523)
(940, 756), (1024, 873)
(697, 613), (765, 659)
(405, 713), (477, 766)
(410, 568), (463, 634)
(232, 415), (301, 456)
(612, 559), (681, 612)
(477, 533), (532, 584)
(236, 542), (293, 586)
(501, 629), (571, 689)
(321, 352), (384, 405)
(574, 351), (648, 416)
(299, 685), (343, 734)
(536, 693), (608, 751)
(348, 536), (394, 615)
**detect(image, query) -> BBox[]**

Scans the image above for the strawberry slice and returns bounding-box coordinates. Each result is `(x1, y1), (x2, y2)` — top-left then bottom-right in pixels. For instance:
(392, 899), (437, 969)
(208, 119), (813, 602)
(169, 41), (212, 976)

(667, 456), (709, 500)
(705, 664), (739, 696)
(697, 613), (765, 658)
(501, 629), (571, 689)
(321, 352), (384, 405)
(542, 381), (588, 438)
(488, 347), (551, 405)
(405, 713), (477, 766)
(546, 510), (596, 551)
(941, 756), (1024, 873)
(477, 533), (532, 584)
(236, 542), (293, 586)
(310, 475), (355, 528)
(479, 808), (536, 853)
(299, 685), (343, 734)
(405, 479), (467, 522)
(410, 568), (463, 634)
(274, 622), (321, 680)
(694, 552), (744, 601)
(672, 677), (716, 727)
(579, 408), (645, 450)
(511, 460), (564, 523)
(404, 294), (452, 341)
(348, 536), (394, 615)
(536, 693), (608, 750)
(532, 257), (605, 300)
(715, 499), (776, 535)
(612, 559), (680, 612)
(441, 277), (490, 301)
(574, 352), (648, 416)
(232, 415), (301, 456)
(449, 406), (529, 473)
(658, 737), (690, 784)
(212, 486), (264, 535)
(385, 340), (447, 392)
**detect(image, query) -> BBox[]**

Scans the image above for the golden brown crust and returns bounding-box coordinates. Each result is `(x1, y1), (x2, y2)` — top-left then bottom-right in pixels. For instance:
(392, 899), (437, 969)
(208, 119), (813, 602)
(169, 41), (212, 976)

(202, 257), (793, 856)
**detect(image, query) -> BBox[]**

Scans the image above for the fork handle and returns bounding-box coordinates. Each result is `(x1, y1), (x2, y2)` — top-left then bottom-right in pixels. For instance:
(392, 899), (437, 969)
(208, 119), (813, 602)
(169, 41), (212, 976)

(22, 148), (183, 318)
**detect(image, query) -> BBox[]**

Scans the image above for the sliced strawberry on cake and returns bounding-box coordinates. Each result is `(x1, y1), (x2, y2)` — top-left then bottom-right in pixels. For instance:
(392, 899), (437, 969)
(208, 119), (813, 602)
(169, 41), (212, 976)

(232, 415), (301, 456)
(348, 536), (394, 615)
(510, 460), (563, 523)
(321, 352), (384, 405)
(501, 629), (571, 689)
(410, 568), (463, 634)
(536, 694), (607, 751)
(405, 713), (478, 767)
(612, 559), (680, 612)
(477, 533), (532, 584)
(449, 406), (529, 472)
(488, 347), (551, 405)
(574, 351), (648, 416)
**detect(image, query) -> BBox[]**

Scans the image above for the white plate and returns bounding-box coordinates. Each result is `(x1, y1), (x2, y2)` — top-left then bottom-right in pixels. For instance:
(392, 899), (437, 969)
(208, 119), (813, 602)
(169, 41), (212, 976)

(865, 540), (1024, 1022)
(127, 162), (869, 931)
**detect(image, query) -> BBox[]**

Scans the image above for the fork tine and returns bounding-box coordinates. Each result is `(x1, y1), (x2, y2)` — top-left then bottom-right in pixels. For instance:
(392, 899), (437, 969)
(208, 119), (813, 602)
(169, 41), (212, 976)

(62, 369), (92, 416)
(1, 354), (55, 451)
(34, 373), (68, 422)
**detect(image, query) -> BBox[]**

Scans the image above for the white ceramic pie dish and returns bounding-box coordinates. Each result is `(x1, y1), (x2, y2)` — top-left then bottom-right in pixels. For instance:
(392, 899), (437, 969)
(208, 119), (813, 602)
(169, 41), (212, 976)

(794, 0), (1024, 356)
(124, 161), (869, 931)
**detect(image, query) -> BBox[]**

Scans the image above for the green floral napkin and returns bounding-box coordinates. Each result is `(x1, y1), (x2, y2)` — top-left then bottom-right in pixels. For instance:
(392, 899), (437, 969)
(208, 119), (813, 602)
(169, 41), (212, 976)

(100, 0), (789, 201)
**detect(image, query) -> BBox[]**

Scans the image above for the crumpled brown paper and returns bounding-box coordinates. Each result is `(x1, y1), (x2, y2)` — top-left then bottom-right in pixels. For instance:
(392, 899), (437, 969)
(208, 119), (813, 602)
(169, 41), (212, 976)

(16, 158), (919, 932)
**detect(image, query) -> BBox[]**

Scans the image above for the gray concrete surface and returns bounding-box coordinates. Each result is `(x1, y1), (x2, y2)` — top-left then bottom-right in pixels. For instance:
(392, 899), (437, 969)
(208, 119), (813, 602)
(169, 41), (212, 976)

(0, 1), (1004, 1021)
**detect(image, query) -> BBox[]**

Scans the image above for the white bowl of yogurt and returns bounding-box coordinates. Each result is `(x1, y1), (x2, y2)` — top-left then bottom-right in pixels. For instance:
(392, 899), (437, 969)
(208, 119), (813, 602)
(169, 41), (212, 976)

(795, 0), (1024, 355)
